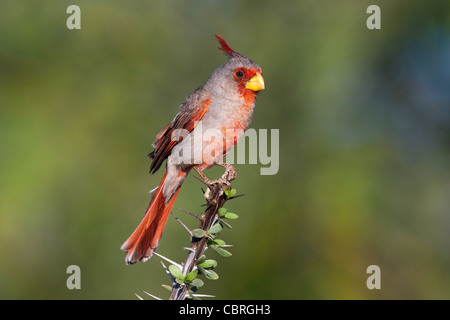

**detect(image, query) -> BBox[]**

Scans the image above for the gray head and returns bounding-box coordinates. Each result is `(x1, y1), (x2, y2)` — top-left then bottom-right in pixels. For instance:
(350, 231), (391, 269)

(205, 34), (265, 101)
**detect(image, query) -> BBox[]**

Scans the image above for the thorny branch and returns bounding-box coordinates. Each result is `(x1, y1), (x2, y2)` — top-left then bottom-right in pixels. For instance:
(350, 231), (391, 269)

(169, 166), (238, 300)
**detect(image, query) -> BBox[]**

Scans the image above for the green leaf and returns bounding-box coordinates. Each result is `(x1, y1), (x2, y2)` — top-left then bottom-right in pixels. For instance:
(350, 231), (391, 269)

(210, 238), (226, 246)
(192, 229), (206, 238)
(208, 223), (223, 234)
(224, 212), (239, 220)
(200, 267), (219, 280)
(218, 208), (227, 217)
(185, 269), (198, 282)
(224, 188), (236, 198)
(190, 278), (204, 288)
(196, 255), (207, 265)
(189, 286), (198, 293)
(168, 264), (184, 280)
(197, 259), (217, 269)
(211, 245), (232, 257)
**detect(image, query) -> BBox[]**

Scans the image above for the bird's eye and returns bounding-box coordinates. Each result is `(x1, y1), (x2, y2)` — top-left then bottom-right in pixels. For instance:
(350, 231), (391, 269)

(235, 70), (244, 78)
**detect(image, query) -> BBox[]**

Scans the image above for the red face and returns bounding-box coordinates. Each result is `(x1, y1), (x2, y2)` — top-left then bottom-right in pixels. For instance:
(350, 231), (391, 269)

(233, 67), (260, 84)
(232, 67), (263, 103)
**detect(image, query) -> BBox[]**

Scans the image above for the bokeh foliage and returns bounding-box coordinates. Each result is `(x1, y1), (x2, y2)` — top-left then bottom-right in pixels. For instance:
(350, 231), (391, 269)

(0, 0), (449, 299)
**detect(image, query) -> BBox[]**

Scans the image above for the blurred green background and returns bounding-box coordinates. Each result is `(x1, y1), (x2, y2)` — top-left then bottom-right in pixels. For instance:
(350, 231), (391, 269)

(1, 0), (449, 299)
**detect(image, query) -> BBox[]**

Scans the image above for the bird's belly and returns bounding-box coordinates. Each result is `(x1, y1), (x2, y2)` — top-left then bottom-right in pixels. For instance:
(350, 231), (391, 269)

(169, 119), (248, 170)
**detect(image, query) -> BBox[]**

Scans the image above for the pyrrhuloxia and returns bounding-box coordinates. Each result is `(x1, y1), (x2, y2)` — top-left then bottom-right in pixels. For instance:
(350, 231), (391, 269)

(121, 34), (265, 264)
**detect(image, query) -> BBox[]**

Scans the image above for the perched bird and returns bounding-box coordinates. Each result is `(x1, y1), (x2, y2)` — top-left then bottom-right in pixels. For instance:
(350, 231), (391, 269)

(121, 34), (265, 264)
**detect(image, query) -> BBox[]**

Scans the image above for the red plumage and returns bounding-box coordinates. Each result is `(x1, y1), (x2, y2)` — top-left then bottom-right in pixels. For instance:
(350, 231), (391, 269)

(120, 171), (185, 263)
(215, 33), (236, 55)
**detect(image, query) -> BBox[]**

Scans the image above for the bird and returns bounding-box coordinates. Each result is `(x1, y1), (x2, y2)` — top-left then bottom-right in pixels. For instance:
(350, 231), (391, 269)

(121, 34), (265, 265)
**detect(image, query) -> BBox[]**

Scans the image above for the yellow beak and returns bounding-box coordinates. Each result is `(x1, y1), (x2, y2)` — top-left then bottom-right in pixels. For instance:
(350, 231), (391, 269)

(246, 73), (265, 92)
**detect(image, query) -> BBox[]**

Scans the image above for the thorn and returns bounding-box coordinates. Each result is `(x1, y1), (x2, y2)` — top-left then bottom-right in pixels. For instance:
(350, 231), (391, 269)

(147, 185), (159, 194)
(135, 293), (144, 300)
(171, 212), (192, 236)
(227, 194), (245, 200)
(161, 284), (172, 291)
(191, 294), (216, 298)
(176, 208), (203, 221)
(191, 173), (214, 189)
(154, 252), (183, 270)
(142, 291), (162, 300)
(159, 261), (175, 283)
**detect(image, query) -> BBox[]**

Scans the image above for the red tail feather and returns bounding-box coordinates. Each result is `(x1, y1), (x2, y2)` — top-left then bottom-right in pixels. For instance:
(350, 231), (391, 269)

(121, 171), (183, 264)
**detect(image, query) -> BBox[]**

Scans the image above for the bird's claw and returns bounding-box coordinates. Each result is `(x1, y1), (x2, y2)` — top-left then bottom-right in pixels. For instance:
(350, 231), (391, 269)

(197, 164), (237, 200)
